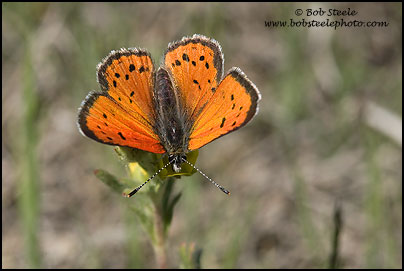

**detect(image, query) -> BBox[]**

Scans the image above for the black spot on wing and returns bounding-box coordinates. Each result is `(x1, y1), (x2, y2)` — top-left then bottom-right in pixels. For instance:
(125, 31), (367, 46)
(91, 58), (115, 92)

(129, 64), (135, 72)
(220, 117), (226, 128)
(118, 132), (126, 140)
(164, 35), (224, 83)
(182, 53), (190, 62)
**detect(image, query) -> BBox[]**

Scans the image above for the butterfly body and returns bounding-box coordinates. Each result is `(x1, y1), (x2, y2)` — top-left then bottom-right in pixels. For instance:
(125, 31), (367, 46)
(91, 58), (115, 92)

(154, 68), (189, 157)
(78, 34), (261, 173)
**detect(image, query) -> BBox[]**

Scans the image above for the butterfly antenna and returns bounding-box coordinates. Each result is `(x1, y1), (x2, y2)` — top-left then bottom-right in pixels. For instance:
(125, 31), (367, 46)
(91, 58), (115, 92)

(124, 161), (172, 197)
(181, 158), (230, 195)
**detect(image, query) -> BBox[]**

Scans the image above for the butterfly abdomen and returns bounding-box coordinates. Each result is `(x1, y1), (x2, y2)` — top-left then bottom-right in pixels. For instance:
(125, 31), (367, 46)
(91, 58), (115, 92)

(154, 68), (189, 154)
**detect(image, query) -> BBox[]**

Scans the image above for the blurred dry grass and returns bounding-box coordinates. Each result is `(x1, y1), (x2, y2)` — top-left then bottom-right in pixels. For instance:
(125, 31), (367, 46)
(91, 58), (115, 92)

(2, 2), (402, 268)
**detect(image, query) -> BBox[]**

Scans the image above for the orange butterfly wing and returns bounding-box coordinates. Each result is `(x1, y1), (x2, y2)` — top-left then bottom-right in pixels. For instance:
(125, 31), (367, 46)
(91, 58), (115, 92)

(164, 35), (224, 123)
(164, 35), (260, 151)
(188, 68), (260, 150)
(78, 48), (165, 154)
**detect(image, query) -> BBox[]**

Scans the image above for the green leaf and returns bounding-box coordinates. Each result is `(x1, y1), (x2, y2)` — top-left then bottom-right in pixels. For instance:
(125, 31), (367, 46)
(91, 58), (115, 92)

(159, 150), (199, 179)
(115, 146), (162, 175)
(164, 191), (182, 234)
(127, 195), (157, 243)
(94, 169), (128, 194)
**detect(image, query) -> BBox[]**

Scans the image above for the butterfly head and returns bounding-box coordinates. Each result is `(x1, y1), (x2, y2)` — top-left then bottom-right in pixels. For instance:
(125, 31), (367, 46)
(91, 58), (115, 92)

(168, 153), (187, 173)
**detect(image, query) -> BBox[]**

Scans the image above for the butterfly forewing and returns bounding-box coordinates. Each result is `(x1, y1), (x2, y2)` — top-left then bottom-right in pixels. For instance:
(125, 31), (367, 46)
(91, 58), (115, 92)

(78, 49), (165, 154)
(163, 35), (260, 151)
(164, 35), (224, 123)
(97, 48), (156, 124)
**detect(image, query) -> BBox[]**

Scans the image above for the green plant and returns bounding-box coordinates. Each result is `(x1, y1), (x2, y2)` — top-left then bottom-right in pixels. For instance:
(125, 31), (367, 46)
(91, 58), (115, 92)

(94, 146), (199, 268)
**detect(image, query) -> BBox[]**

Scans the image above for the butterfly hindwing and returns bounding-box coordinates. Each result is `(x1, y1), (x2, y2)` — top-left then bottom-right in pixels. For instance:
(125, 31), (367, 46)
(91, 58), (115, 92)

(188, 67), (260, 150)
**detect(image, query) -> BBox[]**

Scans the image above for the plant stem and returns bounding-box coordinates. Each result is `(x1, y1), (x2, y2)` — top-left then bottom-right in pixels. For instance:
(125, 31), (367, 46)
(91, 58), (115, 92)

(19, 41), (41, 268)
(328, 201), (343, 268)
(153, 202), (167, 268)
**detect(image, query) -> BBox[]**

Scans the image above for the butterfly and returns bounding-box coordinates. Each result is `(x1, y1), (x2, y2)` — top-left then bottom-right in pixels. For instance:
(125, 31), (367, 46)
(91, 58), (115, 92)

(77, 34), (261, 196)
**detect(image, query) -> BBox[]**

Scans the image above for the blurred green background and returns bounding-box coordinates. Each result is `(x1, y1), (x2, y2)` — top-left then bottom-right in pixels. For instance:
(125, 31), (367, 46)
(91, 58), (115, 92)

(2, 2), (402, 269)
